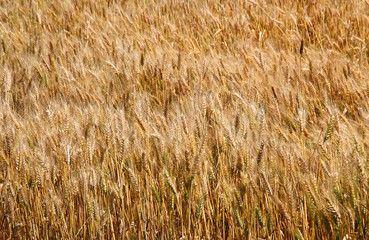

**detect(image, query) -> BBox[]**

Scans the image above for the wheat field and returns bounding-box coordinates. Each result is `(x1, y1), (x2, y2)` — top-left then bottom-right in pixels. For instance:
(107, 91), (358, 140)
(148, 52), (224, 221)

(0, 0), (368, 239)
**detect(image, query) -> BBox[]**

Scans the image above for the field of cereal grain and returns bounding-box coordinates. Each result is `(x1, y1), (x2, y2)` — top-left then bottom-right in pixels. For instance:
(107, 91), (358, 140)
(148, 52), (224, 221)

(0, 0), (369, 239)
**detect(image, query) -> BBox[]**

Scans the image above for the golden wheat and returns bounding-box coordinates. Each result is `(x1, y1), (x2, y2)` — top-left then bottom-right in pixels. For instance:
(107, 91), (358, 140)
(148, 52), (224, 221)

(0, 0), (369, 239)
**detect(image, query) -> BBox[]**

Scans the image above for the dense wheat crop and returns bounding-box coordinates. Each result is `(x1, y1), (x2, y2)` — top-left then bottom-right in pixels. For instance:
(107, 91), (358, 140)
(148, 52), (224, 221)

(0, 0), (369, 239)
